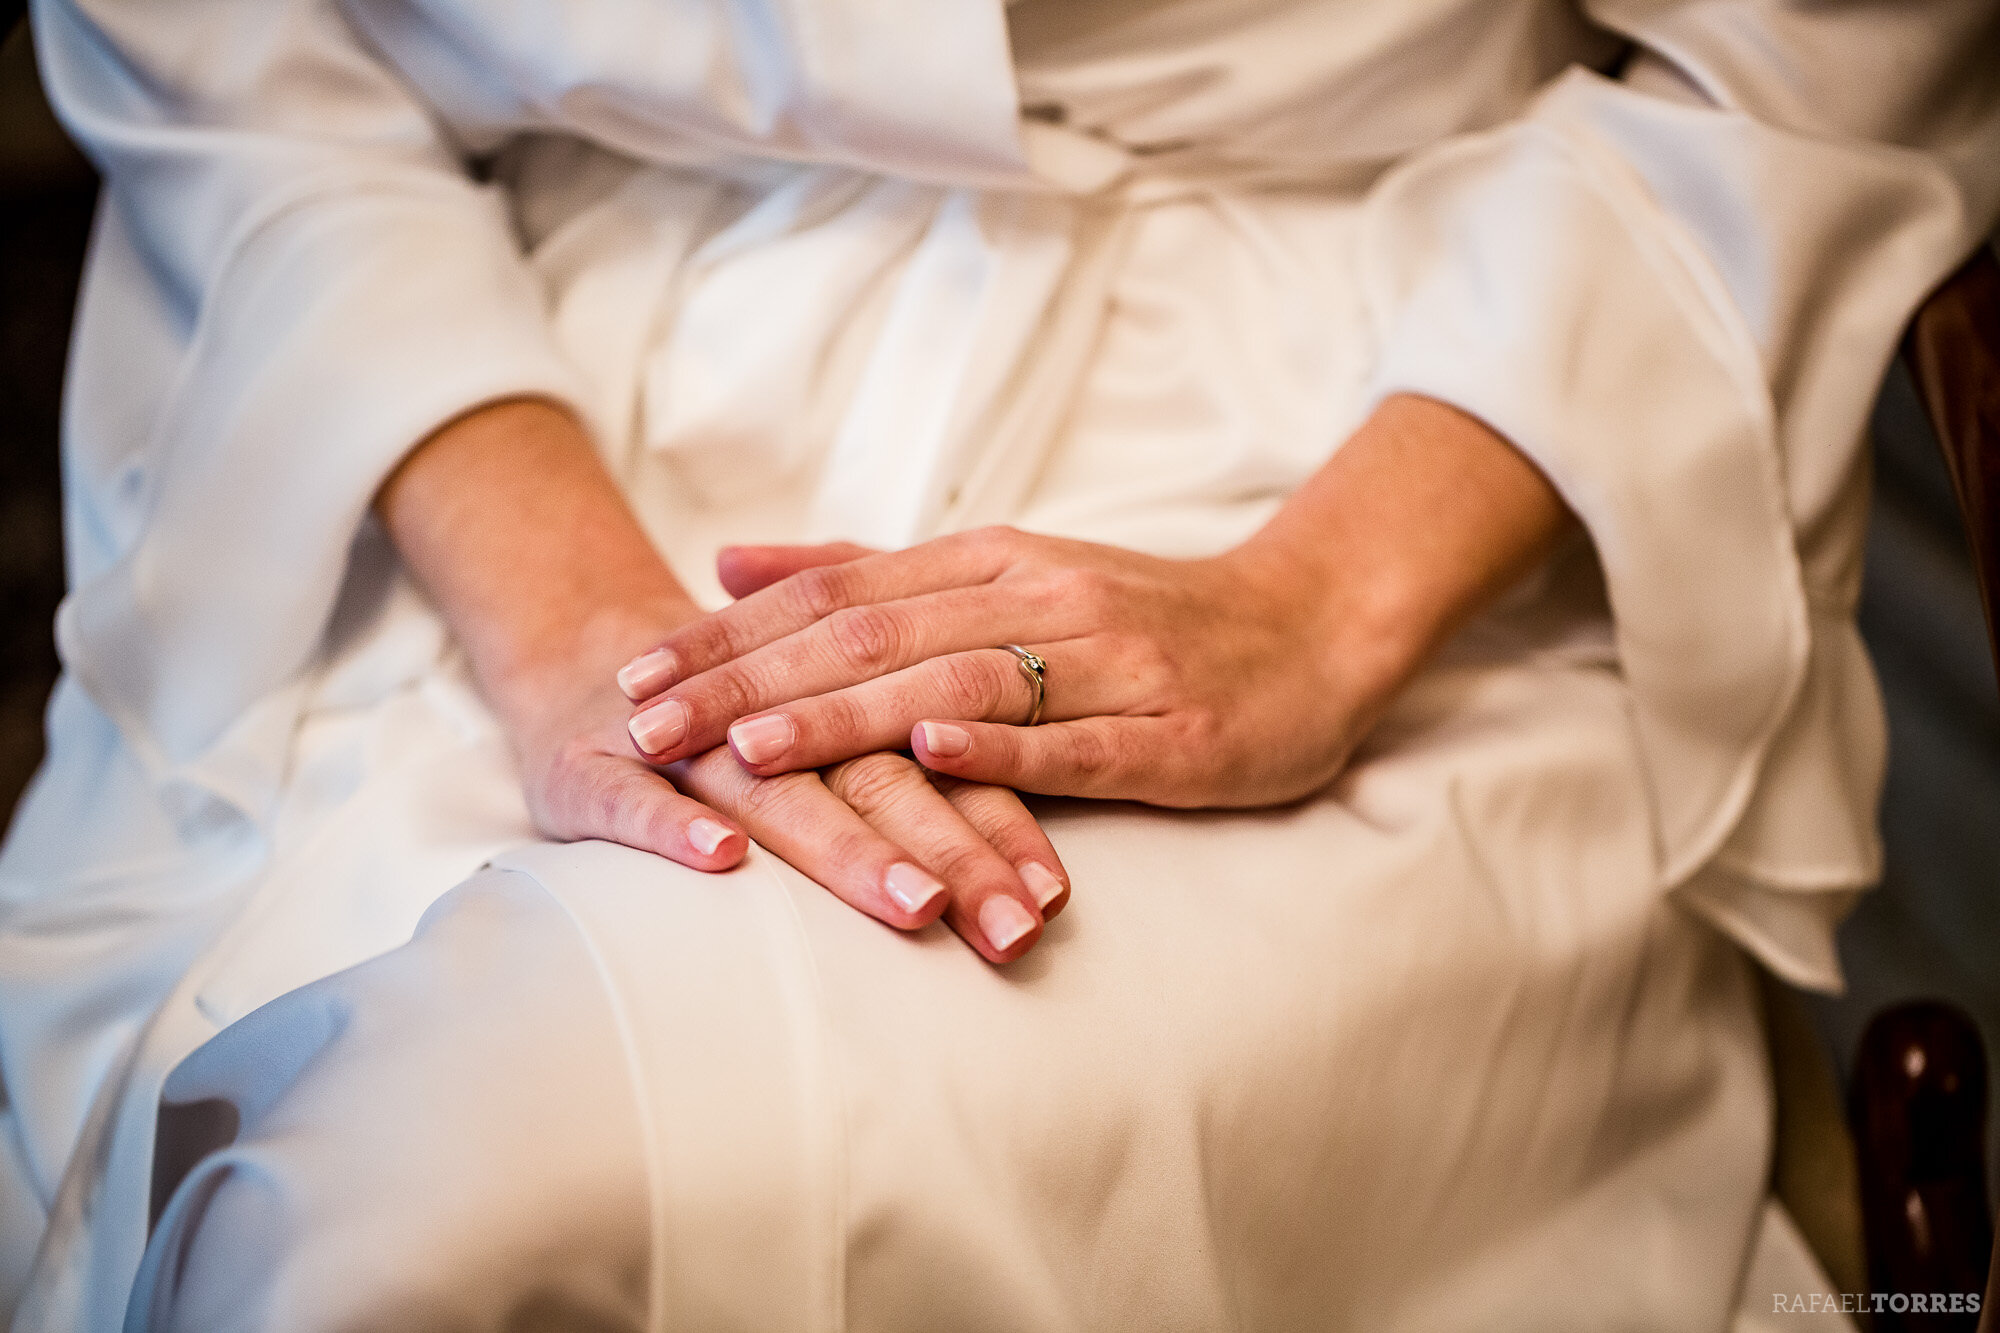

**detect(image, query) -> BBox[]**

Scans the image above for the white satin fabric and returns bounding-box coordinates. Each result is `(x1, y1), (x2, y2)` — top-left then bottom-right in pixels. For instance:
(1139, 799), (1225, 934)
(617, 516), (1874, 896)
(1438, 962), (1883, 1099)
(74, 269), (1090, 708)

(3, 0), (1998, 1327)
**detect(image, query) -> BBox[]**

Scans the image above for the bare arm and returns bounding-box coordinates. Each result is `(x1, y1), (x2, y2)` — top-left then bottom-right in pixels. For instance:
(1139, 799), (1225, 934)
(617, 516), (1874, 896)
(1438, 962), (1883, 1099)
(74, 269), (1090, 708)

(374, 400), (1070, 962)
(376, 399), (698, 734)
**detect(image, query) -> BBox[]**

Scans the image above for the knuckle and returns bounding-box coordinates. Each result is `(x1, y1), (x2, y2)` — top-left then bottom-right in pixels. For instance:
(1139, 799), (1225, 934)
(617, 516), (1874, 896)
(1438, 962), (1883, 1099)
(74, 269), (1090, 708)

(786, 565), (850, 623)
(696, 666), (760, 724)
(812, 689), (870, 746)
(1177, 708), (1223, 750)
(1123, 638), (1180, 709)
(826, 605), (906, 673)
(549, 735), (598, 780)
(694, 622), (741, 667)
(965, 524), (1019, 556)
(827, 751), (917, 810)
(665, 618), (729, 673)
(584, 772), (634, 837)
(1068, 726), (1119, 779)
(947, 781), (1024, 833)
(931, 838), (999, 887)
(1071, 567), (1120, 615)
(931, 653), (1009, 718)
(821, 823), (885, 877)
(1036, 565), (1106, 613)
(734, 769), (816, 821)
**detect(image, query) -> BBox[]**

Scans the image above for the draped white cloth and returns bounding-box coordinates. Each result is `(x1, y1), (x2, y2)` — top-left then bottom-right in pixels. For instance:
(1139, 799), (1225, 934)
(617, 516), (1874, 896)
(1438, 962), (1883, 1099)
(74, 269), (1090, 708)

(3, 0), (1998, 1327)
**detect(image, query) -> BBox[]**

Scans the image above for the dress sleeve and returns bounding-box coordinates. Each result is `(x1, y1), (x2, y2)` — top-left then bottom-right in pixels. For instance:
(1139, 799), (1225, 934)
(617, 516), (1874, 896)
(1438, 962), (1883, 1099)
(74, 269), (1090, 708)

(33, 0), (590, 803)
(1354, 0), (2000, 987)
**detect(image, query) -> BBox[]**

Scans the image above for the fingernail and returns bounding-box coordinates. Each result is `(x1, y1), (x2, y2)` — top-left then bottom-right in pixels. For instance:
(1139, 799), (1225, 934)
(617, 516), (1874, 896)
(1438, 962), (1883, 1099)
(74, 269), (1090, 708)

(884, 862), (945, 916)
(730, 714), (796, 765)
(688, 818), (732, 856)
(980, 895), (1038, 954)
(628, 697), (689, 754)
(617, 649), (677, 700)
(919, 720), (970, 758)
(1019, 862), (1066, 912)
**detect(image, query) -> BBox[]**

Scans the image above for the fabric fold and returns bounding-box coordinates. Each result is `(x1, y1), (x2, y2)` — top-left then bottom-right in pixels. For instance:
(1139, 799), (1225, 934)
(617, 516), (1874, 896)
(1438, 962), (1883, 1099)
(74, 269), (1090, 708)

(1356, 65), (1984, 988)
(493, 841), (844, 1333)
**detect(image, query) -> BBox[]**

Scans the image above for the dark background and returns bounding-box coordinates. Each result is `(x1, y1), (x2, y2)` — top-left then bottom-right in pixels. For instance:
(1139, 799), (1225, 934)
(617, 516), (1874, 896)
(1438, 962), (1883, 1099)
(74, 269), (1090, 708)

(1, 7), (1994, 1205)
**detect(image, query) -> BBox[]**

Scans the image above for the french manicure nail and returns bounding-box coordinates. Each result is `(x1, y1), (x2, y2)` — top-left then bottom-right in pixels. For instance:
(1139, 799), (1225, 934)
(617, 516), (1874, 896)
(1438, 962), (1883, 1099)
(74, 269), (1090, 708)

(980, 895), (1038, 954)
(617, 649), (677, 700)
(628, 697), (689, 754)
(919, 720), (971, 758)
(885, 862), (946, 916)
(1019, 862), (1066, 912)
(688, 818), (732, 856)
(730, 714), (796, 765)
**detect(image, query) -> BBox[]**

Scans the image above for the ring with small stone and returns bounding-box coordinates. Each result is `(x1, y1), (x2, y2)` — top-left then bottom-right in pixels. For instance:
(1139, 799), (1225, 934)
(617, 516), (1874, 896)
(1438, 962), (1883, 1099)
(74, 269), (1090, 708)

(1000, 644), (1046, 726)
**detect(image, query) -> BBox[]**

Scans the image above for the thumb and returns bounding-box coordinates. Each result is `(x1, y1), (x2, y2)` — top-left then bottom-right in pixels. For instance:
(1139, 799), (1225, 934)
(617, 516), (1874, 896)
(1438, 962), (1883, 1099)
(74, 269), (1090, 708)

(717, 542), (878, 599)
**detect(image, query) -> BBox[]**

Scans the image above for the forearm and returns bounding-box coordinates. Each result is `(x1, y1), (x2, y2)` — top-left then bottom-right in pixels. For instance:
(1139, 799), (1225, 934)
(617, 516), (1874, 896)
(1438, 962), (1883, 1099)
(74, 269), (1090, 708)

(1233, 392), (1573, 713)
(375, 398), (700, 727)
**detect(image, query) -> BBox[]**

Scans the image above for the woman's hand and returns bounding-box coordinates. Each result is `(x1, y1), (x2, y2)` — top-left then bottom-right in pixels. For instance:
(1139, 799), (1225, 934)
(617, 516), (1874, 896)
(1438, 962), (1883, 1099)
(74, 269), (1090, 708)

(618, 533), (1376, 808)
(377, 399), (1065, 963)
(617, 394), (1574, 807)
(497, 610), (1066, 962)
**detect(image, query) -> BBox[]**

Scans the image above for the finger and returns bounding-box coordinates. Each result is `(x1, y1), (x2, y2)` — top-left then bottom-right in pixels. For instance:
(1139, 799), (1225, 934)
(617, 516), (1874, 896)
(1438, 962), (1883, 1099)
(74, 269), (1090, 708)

(912, 715), (1184, 803)
(716, 542), (877, 600)
(668, 747), (949, 931)
(540, 758), (750, 872)
(629, 585), (1073, 765)
(823, 753), (1045, 963)
(618, 527), (1023, 701)
(724, 644), (1108, 776)
(931, 775), (1072, 920)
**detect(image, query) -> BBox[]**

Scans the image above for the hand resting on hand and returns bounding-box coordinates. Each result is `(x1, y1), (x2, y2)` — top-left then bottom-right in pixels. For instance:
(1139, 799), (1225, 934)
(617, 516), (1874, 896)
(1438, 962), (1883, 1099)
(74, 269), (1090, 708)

(619, 394), (1575, 810)
(377, 399), (1066, 963)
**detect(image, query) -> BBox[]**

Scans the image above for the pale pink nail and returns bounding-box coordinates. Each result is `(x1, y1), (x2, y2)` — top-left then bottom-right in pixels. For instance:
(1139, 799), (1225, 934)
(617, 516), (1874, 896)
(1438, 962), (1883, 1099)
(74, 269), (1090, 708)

(919, 720), (970, 759)
(884, 862), (945, 916)
(729, 714), (796, 765)
(979, 895), (1037, 954)
(628, 698), (689, 754)
(1019, 862), (1066, 912)
(687, 818), (732, 856)
(617, 648), (678, 700)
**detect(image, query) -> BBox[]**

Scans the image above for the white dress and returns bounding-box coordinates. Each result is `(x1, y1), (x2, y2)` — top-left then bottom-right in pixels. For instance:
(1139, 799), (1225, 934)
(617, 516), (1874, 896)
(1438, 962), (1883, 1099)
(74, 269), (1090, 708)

(4, 0), (1998, 1327)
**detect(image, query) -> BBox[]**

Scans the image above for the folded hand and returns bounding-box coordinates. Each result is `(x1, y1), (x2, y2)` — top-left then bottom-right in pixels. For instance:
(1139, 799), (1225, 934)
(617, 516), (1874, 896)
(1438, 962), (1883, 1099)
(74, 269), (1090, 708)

(618, 395), (1574, 810)
(617, 529), (1397, 808)
(504, 610), (1067, 964)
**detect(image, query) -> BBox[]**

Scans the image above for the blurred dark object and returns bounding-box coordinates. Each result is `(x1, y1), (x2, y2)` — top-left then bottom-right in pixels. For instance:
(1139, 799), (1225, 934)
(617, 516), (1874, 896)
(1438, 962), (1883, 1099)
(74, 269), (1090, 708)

(1839, 246), (2000, 1333)
(0, 14), (93, 831)
(1, 15), (89, 198)
(1905, 247), (2000, 691)
(1850, 1003), (1993, 1331)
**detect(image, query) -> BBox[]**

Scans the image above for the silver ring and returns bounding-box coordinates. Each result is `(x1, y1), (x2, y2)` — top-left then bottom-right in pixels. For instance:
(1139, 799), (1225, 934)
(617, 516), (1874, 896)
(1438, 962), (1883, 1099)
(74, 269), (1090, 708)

(1000, 644), (1046, 726)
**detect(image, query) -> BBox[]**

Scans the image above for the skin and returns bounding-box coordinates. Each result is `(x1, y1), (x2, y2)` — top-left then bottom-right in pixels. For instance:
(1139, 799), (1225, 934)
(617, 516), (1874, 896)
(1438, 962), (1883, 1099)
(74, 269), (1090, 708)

(619, 392), (1573, 807)
(380, 393), (1571, 962)
(375, 399), (1065, 964)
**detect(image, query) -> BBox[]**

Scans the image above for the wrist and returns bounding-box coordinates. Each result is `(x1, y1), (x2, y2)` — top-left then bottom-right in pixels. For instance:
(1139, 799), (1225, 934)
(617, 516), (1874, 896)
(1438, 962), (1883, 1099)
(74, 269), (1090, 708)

(1221, 528), (1430, 726)
(378, 396), (706, 732)
(479, 591), (702, 733)
(1233, 392), (1572, 714)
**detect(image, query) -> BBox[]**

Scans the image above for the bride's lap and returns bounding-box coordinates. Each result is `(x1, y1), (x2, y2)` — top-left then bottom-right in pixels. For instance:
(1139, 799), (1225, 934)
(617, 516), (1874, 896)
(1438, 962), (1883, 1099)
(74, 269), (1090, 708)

(134, 870), (652, 1332)
(134, 661), (1771, 1332)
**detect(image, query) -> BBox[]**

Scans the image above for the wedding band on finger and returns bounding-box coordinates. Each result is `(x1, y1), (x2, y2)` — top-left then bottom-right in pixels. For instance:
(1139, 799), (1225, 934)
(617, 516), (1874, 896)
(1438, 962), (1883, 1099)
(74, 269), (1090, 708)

(999, 644), (1047, 726)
